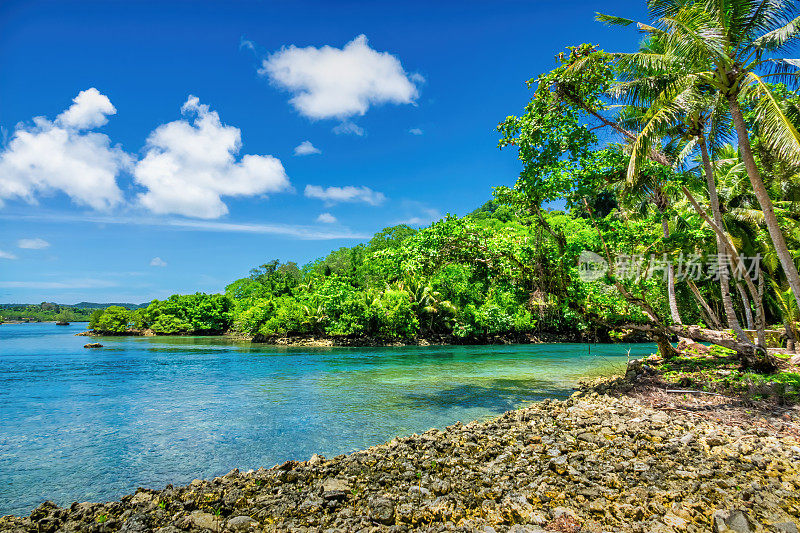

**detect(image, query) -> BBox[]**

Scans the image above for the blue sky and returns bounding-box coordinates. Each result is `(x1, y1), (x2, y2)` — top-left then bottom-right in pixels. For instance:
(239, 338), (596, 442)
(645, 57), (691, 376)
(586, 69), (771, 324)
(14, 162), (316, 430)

(0, 0), (646, 304)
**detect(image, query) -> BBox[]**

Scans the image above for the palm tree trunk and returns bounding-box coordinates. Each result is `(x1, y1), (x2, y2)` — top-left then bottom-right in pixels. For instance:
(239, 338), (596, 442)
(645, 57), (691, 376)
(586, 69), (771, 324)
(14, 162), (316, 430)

(662, 217), (682, 325)
(687, 279), (722, 329)
(783, 318), (797, 353)
(736, 282), (755, 330)
(757, 272), (766, 350)
(728, 96), (800, 312)
(681, 184), (771, 361)
(699, 136), (750, 343)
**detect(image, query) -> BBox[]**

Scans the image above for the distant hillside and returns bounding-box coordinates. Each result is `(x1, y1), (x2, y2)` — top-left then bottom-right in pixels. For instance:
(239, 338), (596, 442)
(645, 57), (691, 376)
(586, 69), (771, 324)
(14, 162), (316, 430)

(68, 302), (149, 310)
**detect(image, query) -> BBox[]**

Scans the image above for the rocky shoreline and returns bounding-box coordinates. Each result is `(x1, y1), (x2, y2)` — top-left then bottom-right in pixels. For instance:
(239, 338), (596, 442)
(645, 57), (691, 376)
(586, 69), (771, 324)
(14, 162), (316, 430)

(2, 361), (799, 533)
(76, 329), (650, 347)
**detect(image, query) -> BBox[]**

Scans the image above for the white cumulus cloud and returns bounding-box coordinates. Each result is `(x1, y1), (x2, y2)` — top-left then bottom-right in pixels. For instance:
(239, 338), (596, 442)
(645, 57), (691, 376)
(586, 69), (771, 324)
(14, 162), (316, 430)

(305, 185), (386, 206)
(260, 35), (422, 120)
(0, 249), (18, 260)
(18, 238), (50, 249)
(150, 256), (167, 267)
(134, 96), (291, 219)
(0, 88), (130, 210)
(294, 140), (321, 156)
(56, 88), (117, 129)
(316, 212), (337, 224)
(409, 128), (423, 135)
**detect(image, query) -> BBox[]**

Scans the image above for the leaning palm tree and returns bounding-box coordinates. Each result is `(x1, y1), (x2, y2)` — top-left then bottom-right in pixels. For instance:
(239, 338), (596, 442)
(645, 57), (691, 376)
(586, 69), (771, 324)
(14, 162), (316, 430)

(607, 148), (685, 325)
(601, 0), (800, 311)
(609, 34), (752, 340)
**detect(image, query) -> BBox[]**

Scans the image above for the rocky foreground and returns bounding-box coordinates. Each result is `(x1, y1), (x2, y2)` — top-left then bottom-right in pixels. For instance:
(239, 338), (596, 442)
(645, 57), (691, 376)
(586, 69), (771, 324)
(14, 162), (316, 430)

(2, 391), (800, 533)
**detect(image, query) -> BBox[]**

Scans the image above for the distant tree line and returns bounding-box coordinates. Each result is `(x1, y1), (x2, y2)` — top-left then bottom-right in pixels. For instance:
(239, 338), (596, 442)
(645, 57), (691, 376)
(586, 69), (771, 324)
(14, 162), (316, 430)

(0, 303), (94, 323)
(88, 294), (232, 335)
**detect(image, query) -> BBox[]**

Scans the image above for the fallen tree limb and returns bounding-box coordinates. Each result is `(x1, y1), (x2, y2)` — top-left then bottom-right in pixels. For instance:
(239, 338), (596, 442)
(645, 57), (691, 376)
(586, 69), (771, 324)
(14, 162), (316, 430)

(666, 389), (732, 398)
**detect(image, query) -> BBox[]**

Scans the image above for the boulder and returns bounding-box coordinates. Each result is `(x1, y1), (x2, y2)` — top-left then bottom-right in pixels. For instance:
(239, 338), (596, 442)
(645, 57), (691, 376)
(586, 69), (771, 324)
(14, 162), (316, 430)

(119, 513), (149, 533)
(321, 477), (350, 500)
(226, 515), (258, 531)
(712, 509), (755, 533)
(83, 343), (103, 349)
(308, 453), (325, 466)
(369, 497), (395, 525)
(185, 511), (218, 530)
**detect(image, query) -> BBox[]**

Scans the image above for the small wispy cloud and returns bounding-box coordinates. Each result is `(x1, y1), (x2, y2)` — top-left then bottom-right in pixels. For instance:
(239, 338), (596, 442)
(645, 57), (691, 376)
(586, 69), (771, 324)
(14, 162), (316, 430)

(294, 141), (321, 156)
(0, 249), (18, 260)
(305, 185), (386, 206)
(0, 213), (370, 240)
(332, 121), (365, 136)
(397, 200), (441, 226)
(408, 128), (423, 135)
(169, 218), (368, 239)
(240, 37), (256, 52)
(150, 257), (167, 267)
(0, 279), (118, 289)
(316, 212), (337, 224)
(18, 238), (50, 249)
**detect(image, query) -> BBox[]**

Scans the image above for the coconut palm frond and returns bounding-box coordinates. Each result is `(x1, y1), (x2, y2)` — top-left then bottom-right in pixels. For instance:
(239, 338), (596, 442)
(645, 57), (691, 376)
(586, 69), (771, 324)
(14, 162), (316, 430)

(751, 15), (800, 52)
(596, 13), (638, 27)
(729, 206), (766, 225)
(627, 75), (699, 183)
(742, 73), (800, 164)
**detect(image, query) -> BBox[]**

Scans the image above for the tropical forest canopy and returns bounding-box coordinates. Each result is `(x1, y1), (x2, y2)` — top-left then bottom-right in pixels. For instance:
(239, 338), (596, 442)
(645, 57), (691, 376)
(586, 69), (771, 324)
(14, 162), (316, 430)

(88, 0), (800, 369)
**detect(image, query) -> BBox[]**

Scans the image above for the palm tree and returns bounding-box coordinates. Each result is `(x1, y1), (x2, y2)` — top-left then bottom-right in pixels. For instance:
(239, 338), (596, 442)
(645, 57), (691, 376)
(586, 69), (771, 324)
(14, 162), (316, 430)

(396, 274), (457, 333)
(609, 34), (747, 336)
(301, 304), (327, 335)
(602, 0), (800, 311)
(611, 162), (684, 325)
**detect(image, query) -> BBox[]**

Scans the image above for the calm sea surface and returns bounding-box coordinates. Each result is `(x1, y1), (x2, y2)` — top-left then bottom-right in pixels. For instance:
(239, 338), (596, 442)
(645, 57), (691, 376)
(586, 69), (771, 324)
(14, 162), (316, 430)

(0, 322), (655, 516)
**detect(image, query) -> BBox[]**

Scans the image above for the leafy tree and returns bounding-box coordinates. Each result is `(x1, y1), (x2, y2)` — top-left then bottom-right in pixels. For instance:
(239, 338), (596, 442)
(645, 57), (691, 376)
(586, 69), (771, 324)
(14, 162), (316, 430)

(92, 306), (131, 333)
(140, 293), (231, 334)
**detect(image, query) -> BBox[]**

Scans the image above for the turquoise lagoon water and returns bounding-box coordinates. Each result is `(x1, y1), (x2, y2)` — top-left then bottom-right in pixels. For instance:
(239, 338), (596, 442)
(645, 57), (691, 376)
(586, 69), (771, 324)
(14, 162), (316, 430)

(0, 322), (655, 516)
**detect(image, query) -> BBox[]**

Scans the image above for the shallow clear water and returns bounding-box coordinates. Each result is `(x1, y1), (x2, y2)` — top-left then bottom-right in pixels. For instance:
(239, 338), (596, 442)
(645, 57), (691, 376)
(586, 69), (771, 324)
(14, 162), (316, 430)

(0, 323), (655, 516)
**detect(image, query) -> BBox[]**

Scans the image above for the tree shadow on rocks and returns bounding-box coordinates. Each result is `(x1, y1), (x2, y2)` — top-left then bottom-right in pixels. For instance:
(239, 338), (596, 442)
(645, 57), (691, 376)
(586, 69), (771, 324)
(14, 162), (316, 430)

(402, 378), (571, 413)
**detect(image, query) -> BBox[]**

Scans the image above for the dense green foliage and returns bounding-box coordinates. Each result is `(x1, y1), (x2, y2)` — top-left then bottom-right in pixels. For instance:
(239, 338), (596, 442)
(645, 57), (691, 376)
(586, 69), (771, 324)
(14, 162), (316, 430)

(138, 294), (232, 334)
(88, 294), (232, 335)
(85, 207), (679, 340)
(89, 306), (131, 333)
